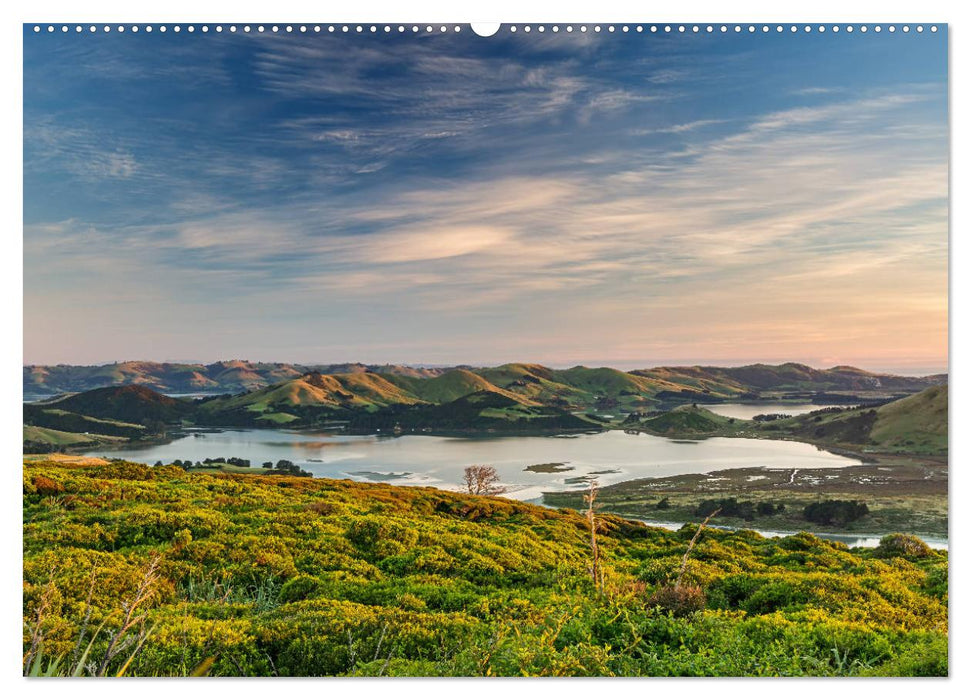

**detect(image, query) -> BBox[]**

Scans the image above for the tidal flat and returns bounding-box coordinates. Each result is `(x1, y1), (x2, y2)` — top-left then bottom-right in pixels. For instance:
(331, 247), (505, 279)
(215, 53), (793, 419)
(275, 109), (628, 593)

(542, 457), (948, 539)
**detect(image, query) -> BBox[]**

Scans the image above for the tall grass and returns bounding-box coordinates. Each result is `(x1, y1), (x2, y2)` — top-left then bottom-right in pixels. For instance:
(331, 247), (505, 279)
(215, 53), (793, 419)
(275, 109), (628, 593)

(23, 555), (161, 677)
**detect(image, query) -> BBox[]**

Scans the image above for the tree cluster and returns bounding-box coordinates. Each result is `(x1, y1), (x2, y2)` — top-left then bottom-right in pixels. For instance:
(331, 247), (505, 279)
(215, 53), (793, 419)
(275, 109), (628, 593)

(695, 498), (785, 521)
(267, 459), (312, 477)
(802, 500), (869, 526)
(202, 457), (250, 467)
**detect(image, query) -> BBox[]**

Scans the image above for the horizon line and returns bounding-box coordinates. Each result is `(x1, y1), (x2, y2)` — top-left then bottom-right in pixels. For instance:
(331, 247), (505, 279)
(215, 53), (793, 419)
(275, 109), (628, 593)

(22, 357), (950, 378)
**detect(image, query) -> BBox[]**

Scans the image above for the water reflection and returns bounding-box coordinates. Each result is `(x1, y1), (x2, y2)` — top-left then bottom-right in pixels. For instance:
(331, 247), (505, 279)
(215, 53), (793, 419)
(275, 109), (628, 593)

(85, 427), (860, 501)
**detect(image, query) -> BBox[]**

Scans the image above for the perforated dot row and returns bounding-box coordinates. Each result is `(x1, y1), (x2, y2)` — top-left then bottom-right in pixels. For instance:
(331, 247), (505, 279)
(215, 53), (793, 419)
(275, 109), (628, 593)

(31, 24), (941, 35)
(509, 24), (937, 34)
(31, 24), (466, 34)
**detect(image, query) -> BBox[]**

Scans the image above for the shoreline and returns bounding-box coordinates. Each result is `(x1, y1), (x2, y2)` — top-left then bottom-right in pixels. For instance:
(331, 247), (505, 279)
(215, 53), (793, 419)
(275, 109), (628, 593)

(541, 459), (948, 540)
(40, 420), (947, 542)
(626, 516), (948, 550)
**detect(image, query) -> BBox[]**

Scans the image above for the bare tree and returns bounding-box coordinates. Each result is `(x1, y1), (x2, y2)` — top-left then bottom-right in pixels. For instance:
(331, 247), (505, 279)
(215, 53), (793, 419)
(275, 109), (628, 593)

(463, 465), (505, 495)
(95, 554), (162, 676)
(584, 480), (603, 591)
(675, 508), (721, 590)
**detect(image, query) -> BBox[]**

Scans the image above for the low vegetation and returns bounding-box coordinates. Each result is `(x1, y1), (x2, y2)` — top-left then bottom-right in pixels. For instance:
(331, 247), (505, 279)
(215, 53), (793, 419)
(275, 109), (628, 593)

(23, 461), (947, 677)
(544, 463), (948, 538)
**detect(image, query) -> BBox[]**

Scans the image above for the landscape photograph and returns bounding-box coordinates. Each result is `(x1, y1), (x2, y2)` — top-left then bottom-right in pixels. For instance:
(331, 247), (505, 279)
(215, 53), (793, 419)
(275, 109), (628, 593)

(22, 22), (948, 678)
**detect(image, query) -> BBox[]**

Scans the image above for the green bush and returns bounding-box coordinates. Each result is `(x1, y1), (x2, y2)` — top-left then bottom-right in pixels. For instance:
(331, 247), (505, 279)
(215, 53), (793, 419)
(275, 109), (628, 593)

(279, 574), (322, 603)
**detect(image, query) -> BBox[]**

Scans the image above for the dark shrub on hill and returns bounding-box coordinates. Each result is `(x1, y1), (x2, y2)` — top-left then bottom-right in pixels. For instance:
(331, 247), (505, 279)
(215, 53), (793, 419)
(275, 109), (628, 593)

(802, 500), (869, 526)
(647, 584), (706, 617)
(695, 498), (782, 521)
(875, 533), (933, 559)
(753, 413), (792, 422)
(270, 460), (312, 477)
(31, 475), (64, 496)
(23, 440), (57, 454)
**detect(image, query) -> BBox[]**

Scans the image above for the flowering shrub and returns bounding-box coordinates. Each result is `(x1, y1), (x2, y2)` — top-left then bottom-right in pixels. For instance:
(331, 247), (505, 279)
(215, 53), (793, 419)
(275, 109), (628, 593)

(22, 461), (948, 677)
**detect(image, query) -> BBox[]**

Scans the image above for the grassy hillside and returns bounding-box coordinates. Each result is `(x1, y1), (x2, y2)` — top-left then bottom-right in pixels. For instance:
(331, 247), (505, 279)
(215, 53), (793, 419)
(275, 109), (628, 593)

(766, 386), (948, 455)
(24, 360), (448, 395)
(196, 372), (419, 418)
(23, 389), (178, 452)
(634, 405), (747, 436)
(26, 361), (944, 402)
(631, 366), (749, 396)
(632, 363), (941, 396)
(23, 404), (146, 438)
(25, 366), (947, 443)
(557, 366), (696, 397)
(23, 425), (126, 448)
(870, 385), (948, 453)
(334, 372), (424, 406)
(42, 385), (193, 424)
(472, 364), (676, 411)
(346, 389), (595, 434)
(386, 368), (509, 404)
(23, 461), (947, 677)
(475, 363), (591, 405)
(622, 387), (948, 456)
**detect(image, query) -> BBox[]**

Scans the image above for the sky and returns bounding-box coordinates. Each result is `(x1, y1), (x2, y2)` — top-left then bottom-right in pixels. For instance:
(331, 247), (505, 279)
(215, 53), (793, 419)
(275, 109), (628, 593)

(23, 25), (948, 373)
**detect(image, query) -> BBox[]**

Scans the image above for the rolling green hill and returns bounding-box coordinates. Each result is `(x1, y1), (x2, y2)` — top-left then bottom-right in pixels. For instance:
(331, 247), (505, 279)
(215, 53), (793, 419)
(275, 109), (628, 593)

(871, 384), (948, 452)
(23, 461), (948, 677)
(347, 389), (596, 434)
(554, 366), (660, 394)
(23, 388), (183, 452)
(624, 386), (948, 456)
(195, 371), (426, 423)
(634, 363), (944, 396)
(22, 425), (127, 449)
(24, 363), (947, 444)
(24, 360), (451, 395)
(630, 366), (751, 397)
(386, 368), (512, 404)
(773, 385), (948, 455)
(37, 385), (193, 424)
(474, 363), (589, 405)
(617, 386), (948, 456)
(634, 405), (745, 436)
(23, 404), (146, 438)
(27, 360), (944, 401)
(335, 372), (425, 406)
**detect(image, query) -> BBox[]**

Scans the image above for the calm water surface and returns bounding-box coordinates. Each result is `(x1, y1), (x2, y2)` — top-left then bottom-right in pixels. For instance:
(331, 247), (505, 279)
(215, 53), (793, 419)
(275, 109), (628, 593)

(85, 428), (859, 501)
(706, 403), (841, 420)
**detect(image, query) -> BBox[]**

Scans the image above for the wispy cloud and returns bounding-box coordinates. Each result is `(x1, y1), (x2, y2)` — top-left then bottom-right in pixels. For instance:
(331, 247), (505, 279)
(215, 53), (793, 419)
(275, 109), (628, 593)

(25, 120), (140, 181)
(23, 29), (948, 367)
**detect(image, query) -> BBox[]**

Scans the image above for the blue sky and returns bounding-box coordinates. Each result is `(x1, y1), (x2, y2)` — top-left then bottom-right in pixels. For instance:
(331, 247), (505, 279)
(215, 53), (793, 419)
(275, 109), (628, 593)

(23, 26), (948, 371)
